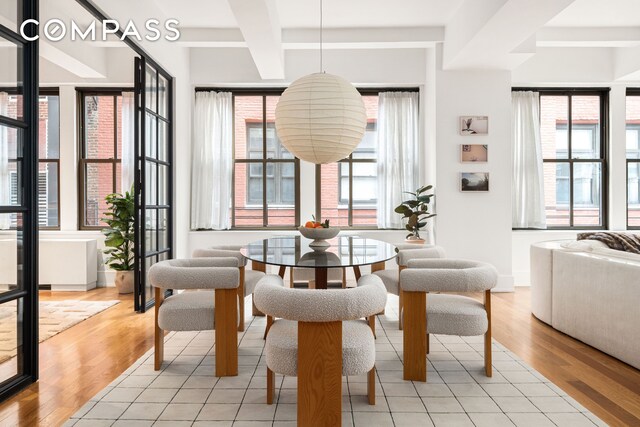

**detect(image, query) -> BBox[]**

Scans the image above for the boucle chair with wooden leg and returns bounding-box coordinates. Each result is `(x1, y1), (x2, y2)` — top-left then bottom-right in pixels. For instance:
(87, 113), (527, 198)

(148, 258), (240, 377)
(371, 245), (446, 330)
(400, 259), (497, 382)
(193, 245), (266, 332)
(253, 274), (387, 426)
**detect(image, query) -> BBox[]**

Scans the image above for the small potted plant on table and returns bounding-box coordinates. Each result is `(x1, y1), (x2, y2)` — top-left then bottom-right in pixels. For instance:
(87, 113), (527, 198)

(395, 185), (436, 244)
(102, 189), (135, 294)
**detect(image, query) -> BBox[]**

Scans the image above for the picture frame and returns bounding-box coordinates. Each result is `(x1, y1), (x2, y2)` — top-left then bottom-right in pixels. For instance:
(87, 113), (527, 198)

(460, 116), (488, 136)
(460, 172), (489, 192)
(460, 144), (488, 163)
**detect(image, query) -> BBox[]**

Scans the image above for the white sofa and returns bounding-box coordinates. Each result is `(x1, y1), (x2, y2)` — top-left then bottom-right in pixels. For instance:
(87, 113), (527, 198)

(531, 239), (640, 370)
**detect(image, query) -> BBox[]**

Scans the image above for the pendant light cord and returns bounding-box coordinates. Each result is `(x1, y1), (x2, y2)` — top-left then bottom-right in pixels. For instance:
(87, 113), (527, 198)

(320, 0), (323, 73)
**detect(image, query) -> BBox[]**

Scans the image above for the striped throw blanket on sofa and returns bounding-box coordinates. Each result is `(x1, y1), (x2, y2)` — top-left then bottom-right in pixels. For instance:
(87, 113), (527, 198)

(577, 232), (640, 254)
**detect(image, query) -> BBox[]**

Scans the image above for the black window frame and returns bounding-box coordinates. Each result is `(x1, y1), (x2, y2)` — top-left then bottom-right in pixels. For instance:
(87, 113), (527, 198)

(195, 88), (300, 230)
(512, 87), (609, 230)
(627, 88), (640, 230)
(77, 87), (133, 230)
(1, 87), (60, 229)
(315, 88), (419, 229)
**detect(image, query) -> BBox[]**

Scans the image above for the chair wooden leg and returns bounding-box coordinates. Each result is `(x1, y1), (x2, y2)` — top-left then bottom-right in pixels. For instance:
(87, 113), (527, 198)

(367, 367), (376, 405)
(215, 288), (238, 377)
(238, 267), (245, 332)
(342, 267), (347, 288)
(368, 315), (376, 339)
(289, 268), (294, 288)
(298, 321), (342, 426)
(403, 291), (427, 382)
(398, 266), (406, 330)
(252, 261), (266, 317)
(263, 315), (274, 340)
(398, 288), (404, 330)
(267, 367), (275, 404)
(484, 289), (492, 377)
(154, 287), (165, 371)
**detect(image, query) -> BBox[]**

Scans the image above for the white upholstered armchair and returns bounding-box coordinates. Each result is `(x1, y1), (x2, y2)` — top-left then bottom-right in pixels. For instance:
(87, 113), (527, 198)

(193, 245), (266, 331)
(371, 245), (446, 330)
(148, 258), (240, 377)
(400, 259), (497, 382)
(253, 274), (387, 425)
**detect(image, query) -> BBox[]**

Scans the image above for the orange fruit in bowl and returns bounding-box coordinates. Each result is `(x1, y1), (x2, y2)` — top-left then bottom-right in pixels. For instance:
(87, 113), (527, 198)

(315, 223), (324, 228)
(304, 221), (315, 228)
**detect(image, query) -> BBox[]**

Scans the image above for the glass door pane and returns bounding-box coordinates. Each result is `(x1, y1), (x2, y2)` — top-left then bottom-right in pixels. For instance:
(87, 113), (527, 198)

(134, 57), (172, 312)
(0, 0), (40, 400)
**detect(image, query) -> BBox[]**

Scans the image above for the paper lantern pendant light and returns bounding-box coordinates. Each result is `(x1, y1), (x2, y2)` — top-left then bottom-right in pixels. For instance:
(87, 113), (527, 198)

(275, 72), (367, 164)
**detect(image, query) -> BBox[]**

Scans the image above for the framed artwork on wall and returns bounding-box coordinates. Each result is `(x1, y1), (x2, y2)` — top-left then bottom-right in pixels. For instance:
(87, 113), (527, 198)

(460, 116), (488, 135)
(460, 172), (489, 192)
(460, 144), (488, 162)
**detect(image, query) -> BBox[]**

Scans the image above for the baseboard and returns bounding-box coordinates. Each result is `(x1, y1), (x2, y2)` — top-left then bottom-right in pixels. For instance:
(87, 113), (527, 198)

(493, 275), (514, 292)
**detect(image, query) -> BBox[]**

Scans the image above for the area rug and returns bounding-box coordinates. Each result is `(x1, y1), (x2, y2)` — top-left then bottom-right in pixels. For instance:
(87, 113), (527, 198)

(67, 295), (605, 427)
(0, 300), (120, 364)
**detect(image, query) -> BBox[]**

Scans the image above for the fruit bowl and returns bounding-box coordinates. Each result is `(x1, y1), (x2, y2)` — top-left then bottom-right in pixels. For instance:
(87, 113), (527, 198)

(298, 226), (340, 247)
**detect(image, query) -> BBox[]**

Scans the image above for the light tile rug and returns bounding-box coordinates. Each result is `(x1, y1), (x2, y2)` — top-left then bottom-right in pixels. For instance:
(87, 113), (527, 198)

(66, 296), (605, 427)
(0, 300), (120, 363)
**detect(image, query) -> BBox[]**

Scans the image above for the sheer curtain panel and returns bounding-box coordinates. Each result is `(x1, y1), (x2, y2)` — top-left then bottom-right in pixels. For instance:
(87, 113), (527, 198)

(376, 92), (419, 229)
(512, 91), (546, 229)
(121, 92), (135, 195)
(191, 91), (233, 230)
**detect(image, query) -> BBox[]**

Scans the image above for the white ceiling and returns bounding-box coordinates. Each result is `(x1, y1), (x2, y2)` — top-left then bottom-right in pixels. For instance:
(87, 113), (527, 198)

(546, 0), (640, 27)
(276, 0), (464, 28)
(153, 0), (464, 29)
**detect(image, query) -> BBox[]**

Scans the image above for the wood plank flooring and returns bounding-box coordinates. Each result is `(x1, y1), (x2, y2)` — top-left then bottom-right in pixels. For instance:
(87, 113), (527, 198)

(0, 287), (638, 426)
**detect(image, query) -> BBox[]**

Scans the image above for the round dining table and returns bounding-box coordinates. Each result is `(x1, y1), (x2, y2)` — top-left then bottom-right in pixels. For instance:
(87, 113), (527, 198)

(240, 235), (397, 289)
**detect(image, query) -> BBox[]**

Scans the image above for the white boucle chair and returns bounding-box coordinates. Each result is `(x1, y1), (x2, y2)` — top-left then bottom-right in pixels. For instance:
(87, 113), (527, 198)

(371, 245), (446, 330)
(148, 258), (240, 377)
(253, 274), (387, 426)
(400, 259), (498, 382)
(193, 245), (266, 332)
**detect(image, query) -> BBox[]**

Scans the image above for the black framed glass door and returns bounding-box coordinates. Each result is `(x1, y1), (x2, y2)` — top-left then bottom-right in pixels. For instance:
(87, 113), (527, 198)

(0, 0), (40, 400)
(133, 57), (173, 312)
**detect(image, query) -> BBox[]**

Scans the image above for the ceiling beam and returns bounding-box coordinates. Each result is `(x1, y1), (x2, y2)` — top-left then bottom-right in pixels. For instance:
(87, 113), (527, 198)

(227, 0), (284, 80)
(443, 0), (576, 70)
(537, 27), (640, 48)
(283, 27), (444, 50)
(614, 46), (640, 81)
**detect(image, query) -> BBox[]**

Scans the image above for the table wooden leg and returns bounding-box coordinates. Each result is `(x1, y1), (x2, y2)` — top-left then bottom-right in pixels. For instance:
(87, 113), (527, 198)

(353, 265), (361, 281)
(278, 265), (286, 278)
(251, 261), (266, 317)
(315, 268), (328, 290)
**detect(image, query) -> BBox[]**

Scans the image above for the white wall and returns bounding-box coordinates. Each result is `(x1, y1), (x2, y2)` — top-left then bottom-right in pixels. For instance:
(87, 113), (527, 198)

(434, 51), (514, 291)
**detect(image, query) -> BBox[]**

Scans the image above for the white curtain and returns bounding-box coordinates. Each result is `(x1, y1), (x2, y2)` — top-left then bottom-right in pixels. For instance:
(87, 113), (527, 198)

(512, 91), (546, 229)
(376, 92), (420, 229)
(191, 91), (233, 230)
(0, 92), (10, 230)
(120, 92), (135, 195)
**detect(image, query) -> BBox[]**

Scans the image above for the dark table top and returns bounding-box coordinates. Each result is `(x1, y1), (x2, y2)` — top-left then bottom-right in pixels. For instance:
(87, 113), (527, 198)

(240, 235), (397, 269)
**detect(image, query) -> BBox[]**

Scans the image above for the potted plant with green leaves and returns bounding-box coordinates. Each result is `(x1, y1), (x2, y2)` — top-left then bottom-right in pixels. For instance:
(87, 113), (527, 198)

(394, 185), (436, 243)
(102, 188), (135, 294)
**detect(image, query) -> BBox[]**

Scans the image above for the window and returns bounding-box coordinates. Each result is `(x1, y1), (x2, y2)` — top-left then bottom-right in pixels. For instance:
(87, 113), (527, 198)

(4, 90), (59, 228)
(627, 90), (640, 229)
(78, 90), (131, 229)
(232, 93), (299, 228)
(538, 90), (608, 228)
(317, 95), (379, 227)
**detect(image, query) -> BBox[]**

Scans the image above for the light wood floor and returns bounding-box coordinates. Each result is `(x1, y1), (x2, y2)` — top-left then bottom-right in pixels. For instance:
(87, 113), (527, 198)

(0, 287), (638, 426)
